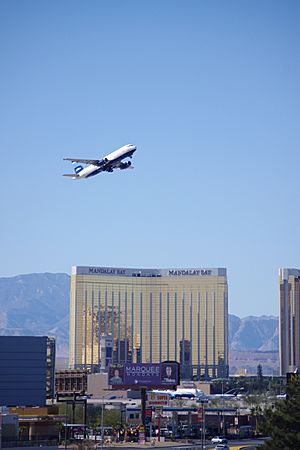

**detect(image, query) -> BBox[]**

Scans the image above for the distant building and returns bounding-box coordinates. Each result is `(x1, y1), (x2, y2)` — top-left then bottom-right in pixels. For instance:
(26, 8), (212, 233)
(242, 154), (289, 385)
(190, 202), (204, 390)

(69, 265), (228, 379)
(55, 369), (88, 395)
(0, 336), (55, 406)
(279, 268), (300, 375)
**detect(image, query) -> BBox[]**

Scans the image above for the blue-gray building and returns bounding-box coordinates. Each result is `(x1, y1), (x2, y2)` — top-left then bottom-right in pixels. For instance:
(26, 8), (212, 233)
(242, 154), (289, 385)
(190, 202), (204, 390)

(0, 336), (55, 406)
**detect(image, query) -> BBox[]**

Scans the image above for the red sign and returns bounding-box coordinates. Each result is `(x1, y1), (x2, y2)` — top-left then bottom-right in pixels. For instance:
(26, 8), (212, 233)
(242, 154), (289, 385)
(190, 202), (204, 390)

(138, 425), (145, 444)
(197, 406), (204, 423)
(147, 392), (170, 406)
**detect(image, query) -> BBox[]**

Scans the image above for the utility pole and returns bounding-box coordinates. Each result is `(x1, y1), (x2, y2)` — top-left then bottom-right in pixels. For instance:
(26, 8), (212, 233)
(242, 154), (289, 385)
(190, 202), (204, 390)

(64, 402), (68, 450)
(201, 401), (206, 450)
(222, 377), (224, 434)
(101, 393), (112, 450)
(101, 398), (104, 450)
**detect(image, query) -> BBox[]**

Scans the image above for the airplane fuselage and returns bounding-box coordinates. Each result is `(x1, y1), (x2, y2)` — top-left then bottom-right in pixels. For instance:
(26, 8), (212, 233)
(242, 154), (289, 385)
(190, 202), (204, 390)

(79, 144), (136, 179)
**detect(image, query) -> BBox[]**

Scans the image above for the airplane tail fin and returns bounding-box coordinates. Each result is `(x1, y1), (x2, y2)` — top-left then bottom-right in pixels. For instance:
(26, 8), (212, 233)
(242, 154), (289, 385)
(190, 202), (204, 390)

(74, 164), (84, 174)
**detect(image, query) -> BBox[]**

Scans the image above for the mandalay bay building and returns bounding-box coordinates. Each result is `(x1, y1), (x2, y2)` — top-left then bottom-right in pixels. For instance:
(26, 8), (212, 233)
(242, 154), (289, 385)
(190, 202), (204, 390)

(69, 266), (228, 379)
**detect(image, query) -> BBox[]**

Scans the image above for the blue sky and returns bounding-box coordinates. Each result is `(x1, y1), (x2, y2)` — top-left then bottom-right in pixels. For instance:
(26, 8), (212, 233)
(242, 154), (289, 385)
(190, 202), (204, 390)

(0, 0), (299, 317)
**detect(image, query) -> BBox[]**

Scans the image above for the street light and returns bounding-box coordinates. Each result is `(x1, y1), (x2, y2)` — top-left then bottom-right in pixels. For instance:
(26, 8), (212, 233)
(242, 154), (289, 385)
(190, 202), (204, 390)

(64, 402), (68, 450)
(221, 378), (224, 434)
(212, 377), (226, 435)
(101, 399), (104, 450)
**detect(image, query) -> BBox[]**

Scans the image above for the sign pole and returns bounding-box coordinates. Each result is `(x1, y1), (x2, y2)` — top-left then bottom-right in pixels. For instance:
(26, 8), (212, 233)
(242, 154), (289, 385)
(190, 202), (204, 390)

(158, 411), (161, 442)
(141, 388), (146, 429)
(150, 413), (152, 442)
(0, 414), (2, 450)
(203, 403), (206, 450)
(108, 361), (180, 443)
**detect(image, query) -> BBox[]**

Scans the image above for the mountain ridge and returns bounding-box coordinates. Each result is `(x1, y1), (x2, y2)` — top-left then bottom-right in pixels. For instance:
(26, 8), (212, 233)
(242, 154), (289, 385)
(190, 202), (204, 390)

(0, 273), (279, 357)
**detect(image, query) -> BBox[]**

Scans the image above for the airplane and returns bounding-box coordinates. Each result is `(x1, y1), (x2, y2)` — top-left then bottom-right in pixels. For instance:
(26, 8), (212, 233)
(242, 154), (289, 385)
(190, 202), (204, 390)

(152, 388), (208, 400)
(63, 144), (137, 179)
(209, 388), (245, 400)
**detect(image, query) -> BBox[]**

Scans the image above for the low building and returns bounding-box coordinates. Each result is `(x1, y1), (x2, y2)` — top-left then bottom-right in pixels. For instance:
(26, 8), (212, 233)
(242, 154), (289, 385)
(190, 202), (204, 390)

(8, 406), (61, 444)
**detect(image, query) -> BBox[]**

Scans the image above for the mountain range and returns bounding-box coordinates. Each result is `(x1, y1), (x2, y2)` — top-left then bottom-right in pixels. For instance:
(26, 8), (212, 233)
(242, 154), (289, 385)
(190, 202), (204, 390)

(228, 313), (278, 351)
(0, 273), (70, 356)
(0, 273), (279, 359)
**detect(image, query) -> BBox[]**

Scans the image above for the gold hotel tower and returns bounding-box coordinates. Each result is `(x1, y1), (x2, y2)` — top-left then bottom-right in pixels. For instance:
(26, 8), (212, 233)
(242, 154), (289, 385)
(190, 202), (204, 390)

(69, 266), (228, 379)
(279, 268), (300, 375)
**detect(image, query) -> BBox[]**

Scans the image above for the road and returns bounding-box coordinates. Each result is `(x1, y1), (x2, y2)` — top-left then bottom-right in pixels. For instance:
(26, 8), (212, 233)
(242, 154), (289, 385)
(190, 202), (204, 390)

(90, 437), (267, 450)
(203, 437), (267, 449)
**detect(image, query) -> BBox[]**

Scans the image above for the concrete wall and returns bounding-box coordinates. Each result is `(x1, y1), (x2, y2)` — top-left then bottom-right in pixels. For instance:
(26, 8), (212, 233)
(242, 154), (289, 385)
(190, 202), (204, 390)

(87, 372), (127, 399)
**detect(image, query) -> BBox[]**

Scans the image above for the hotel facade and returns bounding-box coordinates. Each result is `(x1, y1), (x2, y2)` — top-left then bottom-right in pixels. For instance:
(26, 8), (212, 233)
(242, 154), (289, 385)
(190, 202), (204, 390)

(69, 266), (228, 379)
(279, 268), (300, 375)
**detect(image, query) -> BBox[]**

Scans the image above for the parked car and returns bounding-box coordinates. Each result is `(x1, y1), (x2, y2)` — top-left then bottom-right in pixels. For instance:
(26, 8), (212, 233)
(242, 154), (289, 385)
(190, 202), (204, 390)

(215, 445), (230, 450)
(156, 427), (172, 438)
(211, 436), (227, 444)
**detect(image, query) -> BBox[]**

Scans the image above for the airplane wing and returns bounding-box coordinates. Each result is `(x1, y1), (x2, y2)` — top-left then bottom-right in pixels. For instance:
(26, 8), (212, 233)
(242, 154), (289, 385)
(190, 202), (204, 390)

(63, 157), (101, 165)
(63, 173), (79, 178)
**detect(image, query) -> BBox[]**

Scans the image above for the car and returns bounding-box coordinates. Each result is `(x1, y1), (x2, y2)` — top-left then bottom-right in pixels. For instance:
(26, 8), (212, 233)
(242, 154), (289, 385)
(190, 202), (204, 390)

(215, 445), (230, 450)
(156, 427), (172, 438)
(211, 436), (228, 444)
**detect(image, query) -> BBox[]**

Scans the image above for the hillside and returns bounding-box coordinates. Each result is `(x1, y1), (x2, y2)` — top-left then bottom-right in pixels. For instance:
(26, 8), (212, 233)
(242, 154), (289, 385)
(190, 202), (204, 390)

(228, 314), (279, 375)
(0, 273), (70, 355)
(228, 314), (278, 351)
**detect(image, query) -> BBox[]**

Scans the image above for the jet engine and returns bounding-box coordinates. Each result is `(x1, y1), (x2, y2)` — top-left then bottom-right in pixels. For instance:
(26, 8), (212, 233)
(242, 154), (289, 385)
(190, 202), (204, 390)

(120, 161), (132, 170)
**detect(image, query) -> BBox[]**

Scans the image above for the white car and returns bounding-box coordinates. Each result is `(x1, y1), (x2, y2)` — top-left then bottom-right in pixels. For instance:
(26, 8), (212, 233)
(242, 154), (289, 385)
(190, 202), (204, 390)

(215, 445), (230, 450)
(211, 436), (227, 444)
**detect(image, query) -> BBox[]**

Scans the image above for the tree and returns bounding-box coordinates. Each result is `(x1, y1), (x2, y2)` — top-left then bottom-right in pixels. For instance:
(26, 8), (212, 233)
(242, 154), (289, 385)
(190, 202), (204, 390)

(260, 376), (300, 450)
(102, 409), (121, 428)
(257, 364), (263, 381)
(86, 405), (122, 429)
(256, 364), (265, 393)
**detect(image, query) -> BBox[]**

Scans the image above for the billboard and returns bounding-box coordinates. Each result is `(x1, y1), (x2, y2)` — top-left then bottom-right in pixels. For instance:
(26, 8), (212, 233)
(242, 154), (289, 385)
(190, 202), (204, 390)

(109, 361), (179, 388)
(124, 363), (160, 386)
(160, 362), (179, 385)
(147, 392), (170, 406)
(108, 364), (124, 385)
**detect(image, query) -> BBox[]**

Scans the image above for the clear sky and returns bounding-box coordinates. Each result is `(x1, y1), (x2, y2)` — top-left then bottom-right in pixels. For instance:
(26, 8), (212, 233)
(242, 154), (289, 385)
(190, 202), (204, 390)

(1, 0), (299, 317)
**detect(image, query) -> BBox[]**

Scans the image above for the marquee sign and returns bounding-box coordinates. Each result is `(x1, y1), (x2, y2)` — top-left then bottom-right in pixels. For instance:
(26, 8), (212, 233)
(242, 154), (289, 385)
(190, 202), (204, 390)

(109, 361), (180, 388)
